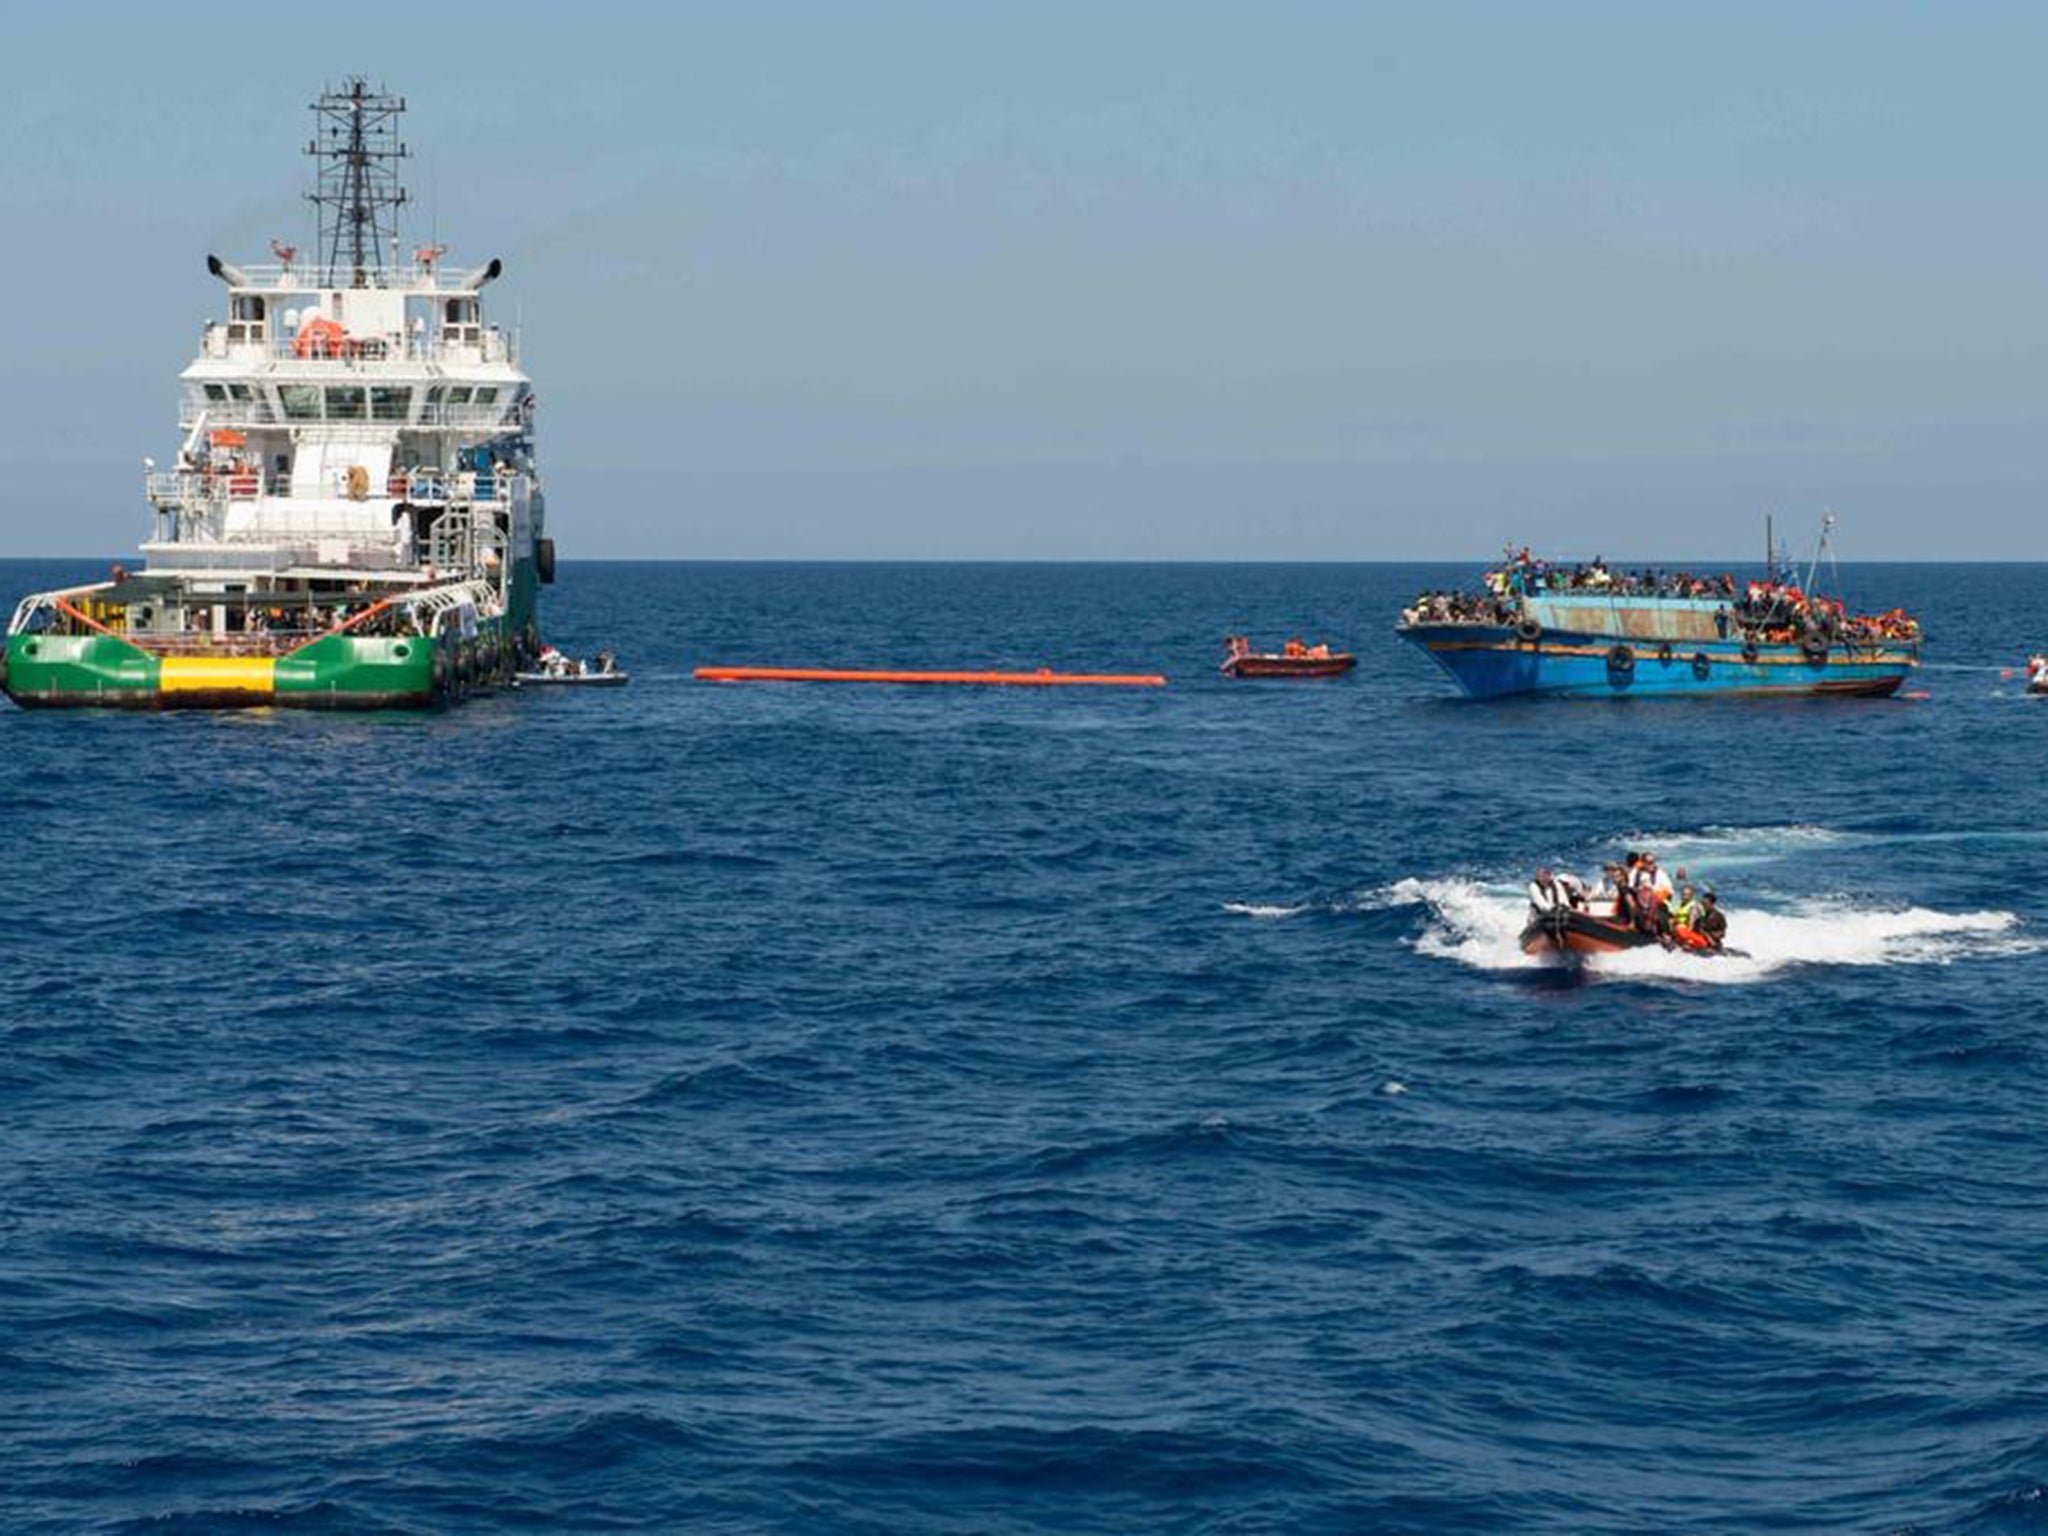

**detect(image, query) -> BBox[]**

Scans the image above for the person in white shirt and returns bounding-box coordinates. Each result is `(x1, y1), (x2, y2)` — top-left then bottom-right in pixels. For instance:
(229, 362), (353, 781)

(1528, 868), (1569, 912)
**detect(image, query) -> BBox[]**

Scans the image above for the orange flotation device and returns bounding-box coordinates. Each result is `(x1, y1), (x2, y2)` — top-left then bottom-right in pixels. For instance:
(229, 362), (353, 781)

(294, 317), (352, 359)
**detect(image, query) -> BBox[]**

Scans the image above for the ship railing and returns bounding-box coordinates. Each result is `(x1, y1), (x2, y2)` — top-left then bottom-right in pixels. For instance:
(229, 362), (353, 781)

(197, 327), (518, 367)
(8, 583), (118, 637)
(148, 469), (516, 507)
(11, 581), (505, 646)
(211, 261), (499, 293)
(137, 632), (338, 658)
(177, 399), (519, 432)
(406, 579), (507, 638)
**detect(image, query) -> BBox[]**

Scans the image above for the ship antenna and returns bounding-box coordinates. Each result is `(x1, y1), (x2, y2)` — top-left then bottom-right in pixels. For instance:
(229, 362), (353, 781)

(306, 78), (409, 289)
(1806, 511), (1837, 597)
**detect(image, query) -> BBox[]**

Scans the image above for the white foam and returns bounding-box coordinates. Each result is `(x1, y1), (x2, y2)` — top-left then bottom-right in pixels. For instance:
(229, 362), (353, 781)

(1634, 823), (2048, 860)
(1221, 901), (1310, 920)
(1222, 888), (1410, 918)
(1383, 877), (2034, 985)
(1619, 824), (1849, 868)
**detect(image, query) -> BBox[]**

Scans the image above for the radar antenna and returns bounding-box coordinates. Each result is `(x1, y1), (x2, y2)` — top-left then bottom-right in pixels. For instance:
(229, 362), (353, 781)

(306, 79), (409, 288)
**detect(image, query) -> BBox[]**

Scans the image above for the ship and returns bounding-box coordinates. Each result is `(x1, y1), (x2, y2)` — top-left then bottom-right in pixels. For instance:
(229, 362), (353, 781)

(1, 81), (549, 710)
(1397, 521), (1921, 700)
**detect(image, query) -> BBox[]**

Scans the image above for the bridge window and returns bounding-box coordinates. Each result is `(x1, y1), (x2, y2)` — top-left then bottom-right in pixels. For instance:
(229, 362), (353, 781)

(203, 383), (228, 402)
(228, 294), (268, 344)
(473, 387), (498, 405)
(279, 384), (322, 420)
(440, 296), (482, 347)
(370, 386), (412, 421)
(325, 386), (366, 421)
(445, 386), (473, 406)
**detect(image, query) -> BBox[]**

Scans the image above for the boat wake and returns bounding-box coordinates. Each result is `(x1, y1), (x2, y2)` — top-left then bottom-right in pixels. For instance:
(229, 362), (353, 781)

(1627, 822), (2048, 860)
(1382, 876), (2031, 984)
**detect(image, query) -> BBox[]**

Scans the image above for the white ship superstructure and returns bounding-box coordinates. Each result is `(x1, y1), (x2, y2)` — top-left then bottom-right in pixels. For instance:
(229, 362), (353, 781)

(153, 78), (544, 603)
(153, 246), (535, 586)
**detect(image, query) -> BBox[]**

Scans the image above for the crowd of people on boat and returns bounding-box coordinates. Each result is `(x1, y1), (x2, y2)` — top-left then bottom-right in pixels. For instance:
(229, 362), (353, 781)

(1399, 589), (1515, 627)
(223, 604), (422, 638)
(1528, 850), (1728, 950)
(1488, 549), (1740, 600)
(1399, 547), (1921, 646)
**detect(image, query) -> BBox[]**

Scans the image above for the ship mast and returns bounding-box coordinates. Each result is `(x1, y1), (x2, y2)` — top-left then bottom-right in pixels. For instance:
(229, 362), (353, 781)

(306, 79), (409, 288)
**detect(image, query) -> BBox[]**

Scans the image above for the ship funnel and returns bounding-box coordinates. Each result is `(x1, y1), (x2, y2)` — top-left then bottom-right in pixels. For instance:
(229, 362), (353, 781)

(206, 254), (253, 286)
(462, 258), (503, 292)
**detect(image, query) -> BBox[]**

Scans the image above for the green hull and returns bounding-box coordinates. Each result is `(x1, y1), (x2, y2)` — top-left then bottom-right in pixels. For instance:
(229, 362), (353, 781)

(2, 621), (523, 711)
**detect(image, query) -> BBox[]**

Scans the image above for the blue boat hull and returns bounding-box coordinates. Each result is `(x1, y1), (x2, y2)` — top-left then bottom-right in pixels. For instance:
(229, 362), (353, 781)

(1401, 625), (1917, 700)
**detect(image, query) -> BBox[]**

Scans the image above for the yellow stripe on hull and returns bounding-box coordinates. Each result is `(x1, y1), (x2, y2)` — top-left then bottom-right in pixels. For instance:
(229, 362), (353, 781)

(159, 656), (277, 698)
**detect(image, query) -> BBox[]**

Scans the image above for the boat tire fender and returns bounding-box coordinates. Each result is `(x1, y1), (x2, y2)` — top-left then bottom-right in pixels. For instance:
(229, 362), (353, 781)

(537, 538), (556, 585)
(1691, 652), (1711, 681)
(1515, 617), (1542, 643)
(1607, 643), (1635, 672)
(1741, 637), (1761, 665)
(1656, 642), (1674, 664)
(1802, 632), (1829, 664)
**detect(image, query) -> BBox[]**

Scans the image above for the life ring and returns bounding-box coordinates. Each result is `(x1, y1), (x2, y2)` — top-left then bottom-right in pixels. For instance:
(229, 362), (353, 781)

(1515, 617), (1542, 643)
(293, 317), (352, 359)
(1656, 642), (1674, 664)
(1691, 652), (1711, 681)
(1607, 643), (1635, 672)
(1741, 637), (1761, 665)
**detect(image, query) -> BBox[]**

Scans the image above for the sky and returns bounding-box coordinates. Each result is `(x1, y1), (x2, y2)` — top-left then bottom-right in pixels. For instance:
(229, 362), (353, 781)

(1, 0), (2045, 560)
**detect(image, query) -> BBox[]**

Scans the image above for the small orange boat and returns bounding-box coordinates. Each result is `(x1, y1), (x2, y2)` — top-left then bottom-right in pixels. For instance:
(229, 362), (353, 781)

(1221, 635), (1357, 679)
(1520, 908), (1727, 960)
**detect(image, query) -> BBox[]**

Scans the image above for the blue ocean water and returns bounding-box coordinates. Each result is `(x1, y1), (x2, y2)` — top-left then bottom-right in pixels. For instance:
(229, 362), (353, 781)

(3, 557), (2046, 1534)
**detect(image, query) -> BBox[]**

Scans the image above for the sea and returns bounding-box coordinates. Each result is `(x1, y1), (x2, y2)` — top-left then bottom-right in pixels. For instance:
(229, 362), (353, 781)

(3, 557), (2046, 1534)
